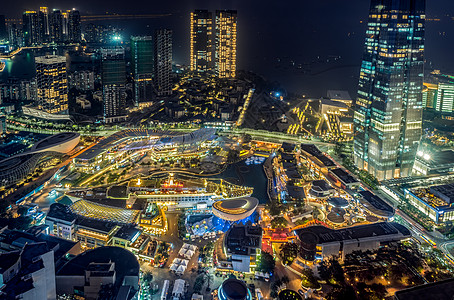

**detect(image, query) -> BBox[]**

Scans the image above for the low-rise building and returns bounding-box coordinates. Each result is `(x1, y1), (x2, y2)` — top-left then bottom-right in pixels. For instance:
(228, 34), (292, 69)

(0, 227), (80, 299)
(328, 167), (360, 190)
(56, 246), (139, 299)
(296, 222), (410, 261)
(45, 202), (142, 249)
(300, 144), (336, 176)
(357, 191), (394, 219)
(220, 224), (262, 273)
(309, 180), (335, 198)
(404, 184), (454, 224)
(413, 149), (454, 176)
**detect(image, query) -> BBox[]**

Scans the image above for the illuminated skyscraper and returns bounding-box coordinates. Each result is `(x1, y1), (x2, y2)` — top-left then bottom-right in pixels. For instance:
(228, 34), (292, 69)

(35, 55), (68, 114)
(154, 29), (172, 96)
(131, 36), (154, 105)
(50, 10), (64, 43)
(23, 11), (41, 46)
(101, 47), (126, 123)
(190, 10), (213, 72)
(353, 0), (425, 181)
(215, 10), (237, 78)
(39, 7), (49, 41)
(68, 10), (81, 43)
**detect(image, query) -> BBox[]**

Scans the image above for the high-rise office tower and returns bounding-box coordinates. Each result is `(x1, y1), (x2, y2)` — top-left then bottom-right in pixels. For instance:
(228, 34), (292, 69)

(8, 23), (21, 47)
(68, 10), (81, 43)
(131, 36), (154, 105)
(23, 11), (42, 46)
(154, 29), (172, 96)
(353, 0), (425, 181)
(35, 55), (68, 114)
(50, 10), (64, 43)
(215, 10), (237, 78)
(62, 10), (71, 40)
(0, 15), (7, 41)
(39, 7), (49, 42)
(101, 47), (126, 123)
(190, 10), (213, 72)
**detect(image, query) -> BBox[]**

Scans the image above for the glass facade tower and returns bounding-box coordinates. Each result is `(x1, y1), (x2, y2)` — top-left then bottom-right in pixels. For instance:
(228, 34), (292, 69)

(131, 36), (154, 105)
(353, 0), (426, 181)
(101, 47), (126, 123)
(35, 55), (68, 114)
(190, 10), (213, 72)
(215, 10), (237, 79)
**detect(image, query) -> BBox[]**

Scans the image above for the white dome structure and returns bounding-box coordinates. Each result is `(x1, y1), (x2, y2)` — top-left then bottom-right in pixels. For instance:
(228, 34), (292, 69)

(212, 197), (259, 222)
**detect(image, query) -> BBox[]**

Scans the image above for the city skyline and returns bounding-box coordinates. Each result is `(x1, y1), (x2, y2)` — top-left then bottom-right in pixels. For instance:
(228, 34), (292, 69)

(1, 1), (453, 97)
(1, 0), (454, 299)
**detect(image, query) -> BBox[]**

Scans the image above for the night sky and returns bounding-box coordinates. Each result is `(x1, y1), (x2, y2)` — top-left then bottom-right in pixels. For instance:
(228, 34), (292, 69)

(2, 0), (454, 96)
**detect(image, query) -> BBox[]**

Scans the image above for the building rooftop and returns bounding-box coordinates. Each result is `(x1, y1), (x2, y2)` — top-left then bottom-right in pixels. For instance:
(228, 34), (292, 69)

(295, 222), (410, 245)
(47, 203), (76, 223)
(330, 168), (358, 184)
(286, 185), (306, 201)
(311, 180), (334, 192)
(57, 246), (139, 288)
(300, 144), (335, 167)
(327, 90), (352, 101)
(70, 199), (140, 224)
(113, 225), (141, 241)
(75, 128), (214, 161)
(394, 278), (454, 300)
(225, 225), (262, 256)
(76, 216), (117, 233)
(358, 191), (394, 218)
(281, 142), (296, 153)
(220, 278), (249, 300)
(430, 183), (454, 204)
(31, 132), (80, 152)
(212, 197), (259, 222)
(0, 250), (21, 273)
(327, 197), (349, 208)
(0, 228), (78, 267)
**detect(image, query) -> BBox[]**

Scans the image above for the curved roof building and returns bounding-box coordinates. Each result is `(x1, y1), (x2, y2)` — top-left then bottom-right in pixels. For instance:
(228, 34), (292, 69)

(327, 197), (349, 208)
(0, 132), (80, 187)
(0, 153), (46, 187)
(75, 128), (215, 162)
(358, 191), (394, 218)
(31, 132), (80, 154)
(212, 197), (259, 221)
(326, 208), (346, 224)
(218, 278), (251, 300)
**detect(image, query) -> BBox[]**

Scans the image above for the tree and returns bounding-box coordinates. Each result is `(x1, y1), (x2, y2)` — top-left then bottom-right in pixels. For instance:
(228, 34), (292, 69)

(327, 285), (356, 300)
(318, 257), (344, 283)
(256, 251), (275, 273)
(279, 242), (299, 265)
(301, 268), (320, 289)
(267, 202), (283, 216)
(227, 149), (240, 162)
(0, 200), (10, 217)
(143, 272), (153, 283)
(271, 216), (288, 229)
